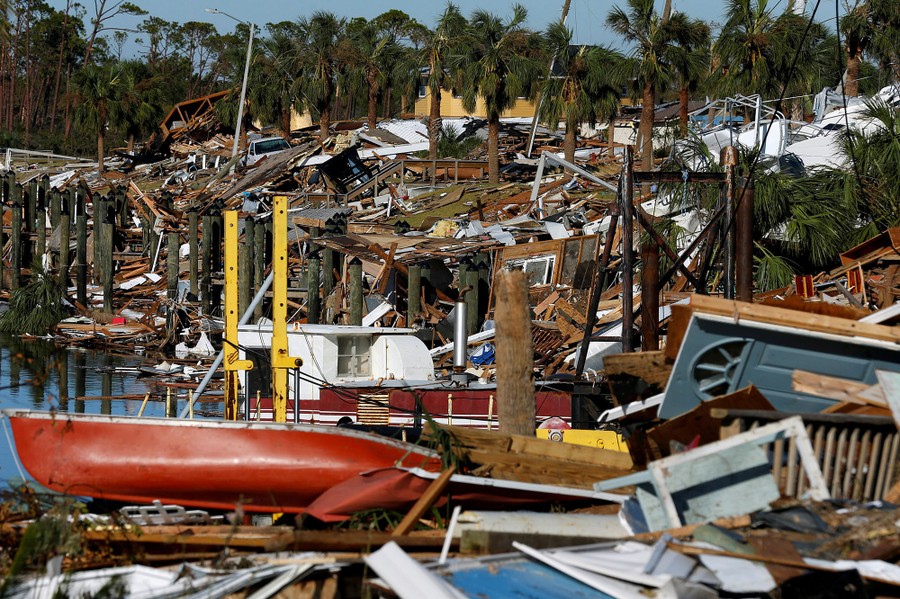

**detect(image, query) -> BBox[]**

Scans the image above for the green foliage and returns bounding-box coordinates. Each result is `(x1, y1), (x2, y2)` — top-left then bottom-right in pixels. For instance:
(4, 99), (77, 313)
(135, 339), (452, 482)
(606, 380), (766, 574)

(337, 509), (405, 531)
(4, 500), (84, 580)
(754, 243), (797, 291)
(435, 124), (482, 159)
(0, 260), (69, 336)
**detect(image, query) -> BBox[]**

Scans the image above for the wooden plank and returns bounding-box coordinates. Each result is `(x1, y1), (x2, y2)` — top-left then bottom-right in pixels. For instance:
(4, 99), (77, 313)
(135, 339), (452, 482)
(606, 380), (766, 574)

(747, 535), (810, 585)
(392, 468), (454, 536)
(792, 370), (872, 404)
(425, 423), (633, 470)
(689, 294), (900, 344)
(466, 450), (632, 489)
(876, 369), (900, 430)
(555, 297), (586, 326)
(603, 351), (673, 405)
(647, 386), (774, 459)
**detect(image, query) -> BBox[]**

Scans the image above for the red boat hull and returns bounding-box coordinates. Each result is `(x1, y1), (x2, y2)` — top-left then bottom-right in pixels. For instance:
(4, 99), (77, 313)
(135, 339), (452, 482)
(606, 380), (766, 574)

(5, 410), (441, 513)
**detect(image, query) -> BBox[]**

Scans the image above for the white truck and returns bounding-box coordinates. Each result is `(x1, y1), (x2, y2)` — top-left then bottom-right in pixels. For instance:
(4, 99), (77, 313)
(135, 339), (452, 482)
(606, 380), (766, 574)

(243, 136), (291, 166)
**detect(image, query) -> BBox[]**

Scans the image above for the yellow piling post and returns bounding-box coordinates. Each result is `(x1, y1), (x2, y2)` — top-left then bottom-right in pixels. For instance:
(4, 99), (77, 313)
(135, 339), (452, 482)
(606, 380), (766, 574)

(188, 391), (194, 419)
(224, 209), (253, 420)
(271, 196), (302, 422)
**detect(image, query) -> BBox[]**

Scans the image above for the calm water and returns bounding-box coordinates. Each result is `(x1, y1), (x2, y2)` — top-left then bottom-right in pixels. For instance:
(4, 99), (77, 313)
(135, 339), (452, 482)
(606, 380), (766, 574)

(0, 334), (213, 487)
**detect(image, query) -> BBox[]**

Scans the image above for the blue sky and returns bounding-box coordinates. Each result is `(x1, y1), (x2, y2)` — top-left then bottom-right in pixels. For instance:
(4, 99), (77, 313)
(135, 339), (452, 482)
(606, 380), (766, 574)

(43, 0), (838, 56)
(45, 0), (777, 48)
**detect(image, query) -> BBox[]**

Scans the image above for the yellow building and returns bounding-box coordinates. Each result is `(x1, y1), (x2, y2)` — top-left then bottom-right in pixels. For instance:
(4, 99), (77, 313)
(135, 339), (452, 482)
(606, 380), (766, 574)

(412, 89), (538, 119)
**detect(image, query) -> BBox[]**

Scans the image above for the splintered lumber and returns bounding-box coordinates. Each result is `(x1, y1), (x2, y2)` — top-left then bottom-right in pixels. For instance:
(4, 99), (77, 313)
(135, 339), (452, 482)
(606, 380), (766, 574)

(603, 351), (673, 407)
(792, 370), (887, 407)
(495, 270), (534, 436)
(423, 423), (633, 489)
(646, 386), (775, 460)
(83, 525), (451, 553)
(392, 468), (454, 537)
(688, 295), (900, 344)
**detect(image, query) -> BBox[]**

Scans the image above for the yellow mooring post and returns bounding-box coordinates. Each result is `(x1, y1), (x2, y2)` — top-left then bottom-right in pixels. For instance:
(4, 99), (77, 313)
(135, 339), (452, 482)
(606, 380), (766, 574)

(224, 210), (253, 420)
(271, 196), (303, 422)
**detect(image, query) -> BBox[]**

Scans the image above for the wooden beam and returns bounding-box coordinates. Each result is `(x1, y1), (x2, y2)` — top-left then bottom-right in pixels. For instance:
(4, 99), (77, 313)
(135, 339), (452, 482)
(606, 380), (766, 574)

(689, 294), (900, 344)
(392, 468), (454, 537)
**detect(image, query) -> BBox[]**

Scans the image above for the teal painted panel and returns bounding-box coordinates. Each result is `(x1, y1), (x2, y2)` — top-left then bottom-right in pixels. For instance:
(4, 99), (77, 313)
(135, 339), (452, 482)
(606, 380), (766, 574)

(660, 316), (900, 419)
(636, 443), (780, 531)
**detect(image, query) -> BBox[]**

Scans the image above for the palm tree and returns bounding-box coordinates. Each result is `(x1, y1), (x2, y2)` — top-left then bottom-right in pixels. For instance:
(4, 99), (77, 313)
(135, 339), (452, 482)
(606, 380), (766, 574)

(841, 0), (899, 97)
(419, 3), (466, 160)
(290, 11), (346, 141)
(455, 4), (544, 183)
(666, 18), (710, 136)
(118, 60), (163, 153)
(345, 18), (396, 131)
(539, 21), (624, 163)
(73, 63), (125, 172)
(249, 22), (299, 140)
(607, 0), (694, 171)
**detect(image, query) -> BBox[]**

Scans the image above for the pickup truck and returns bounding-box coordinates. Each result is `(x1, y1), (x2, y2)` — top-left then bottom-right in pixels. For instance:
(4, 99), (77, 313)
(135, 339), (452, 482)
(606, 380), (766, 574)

(243, 136), (291, 166)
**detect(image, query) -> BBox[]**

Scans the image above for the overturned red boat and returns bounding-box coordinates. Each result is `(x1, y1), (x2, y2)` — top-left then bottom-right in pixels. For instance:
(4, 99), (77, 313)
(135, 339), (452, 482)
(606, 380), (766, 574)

(4, 409), (442, 513)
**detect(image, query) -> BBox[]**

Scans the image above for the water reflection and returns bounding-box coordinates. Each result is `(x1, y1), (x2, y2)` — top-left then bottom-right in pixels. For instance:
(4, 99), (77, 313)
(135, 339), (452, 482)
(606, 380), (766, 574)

(0, 333), (216, 486)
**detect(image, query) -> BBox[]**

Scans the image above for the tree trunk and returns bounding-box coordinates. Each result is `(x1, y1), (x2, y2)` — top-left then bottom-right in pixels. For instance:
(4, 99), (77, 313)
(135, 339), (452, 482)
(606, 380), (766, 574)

(639, 82), (655, 171)
(564, 120), (576, 164)
(679, 86), (689, 137)
(319, 104), (331, 141)
(367, 70), (378, 131)
(64, 63), (72, 138)
(846, 47), (860, 97)
(428, 88), (442, 160)
(127, 133), (135, 153)
(280, 106), (291, 140)
(488, 115), (500, 185)
(98, 129), (106, 172)
(48, 28), (67, 108)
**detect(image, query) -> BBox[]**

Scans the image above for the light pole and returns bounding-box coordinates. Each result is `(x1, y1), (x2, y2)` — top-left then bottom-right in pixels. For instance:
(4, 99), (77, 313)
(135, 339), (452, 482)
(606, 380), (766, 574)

(206, 8), (254, 163)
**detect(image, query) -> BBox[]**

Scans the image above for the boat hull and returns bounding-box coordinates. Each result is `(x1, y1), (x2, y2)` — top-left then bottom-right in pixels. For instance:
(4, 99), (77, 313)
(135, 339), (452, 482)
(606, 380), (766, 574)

(4, 410), (441, 513)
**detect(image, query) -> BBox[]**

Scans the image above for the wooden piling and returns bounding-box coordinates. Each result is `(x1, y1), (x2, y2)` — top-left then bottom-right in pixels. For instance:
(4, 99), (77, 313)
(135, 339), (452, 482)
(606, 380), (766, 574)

(11, 184), (22, 289)
(210, 214), (224, 314)
(48, 182), (60, 230)
(239, 244), (251, 315)
(307, 251), (321, 324)
(74, 350), (86, 413)
(322, 245), (334, 300)
(244, 215), (255, 301)
(495, 269), (535, 435)
(640, 234), (660, 351)
(349, 257), (363, 326)
(407, 263), (421, 325)
(101, 356), (112, 414)
(465, 261), (480, 336)
(736, 175), (755, 303)
(76, 190), (87, 307)
(99, 196), (114, 313)
(201, 214), (212, 314)
(189, 209), (199, 298)
(59, 195), (71, 289)
(58, 349), (69, 412)
(254, 220), (267, 321)
(167, 232), (180, 299)
(23, 180), (34, 267)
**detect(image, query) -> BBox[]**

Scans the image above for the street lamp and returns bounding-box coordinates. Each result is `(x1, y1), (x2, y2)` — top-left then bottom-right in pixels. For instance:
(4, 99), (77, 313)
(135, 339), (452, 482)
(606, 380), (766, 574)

(206, 8), (254, 164)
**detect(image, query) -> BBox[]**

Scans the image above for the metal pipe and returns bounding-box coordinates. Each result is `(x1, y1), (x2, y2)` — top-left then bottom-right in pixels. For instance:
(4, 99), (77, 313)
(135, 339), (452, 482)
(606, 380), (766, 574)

(180, 270), (274, 418)
(736, 175), (755, 302)
(621, 147), (635, 353)
(453, 299), (468, 370)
